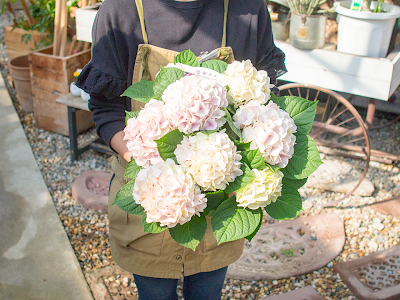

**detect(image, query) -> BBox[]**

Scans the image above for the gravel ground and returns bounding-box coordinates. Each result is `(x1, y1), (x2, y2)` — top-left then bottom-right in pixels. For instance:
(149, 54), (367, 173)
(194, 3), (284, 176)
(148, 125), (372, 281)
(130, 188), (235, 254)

(1, 10), (400, 300)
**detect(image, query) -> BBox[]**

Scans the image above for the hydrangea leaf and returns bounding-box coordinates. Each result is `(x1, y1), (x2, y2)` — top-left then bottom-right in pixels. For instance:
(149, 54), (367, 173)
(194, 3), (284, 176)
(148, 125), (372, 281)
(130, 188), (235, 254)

(272, 96), (317, 135)
(222, 107), (242, 140)
(153, 67), (185, 100)
(121, 80), (154, 103)
(270, 92), (278, 101)
(265, 185), (303, 220)
(204, 190), (225, 214)
(125, 110), (139, 124)
(282, 177), (308, 189)
(241, 149), (266, 170)
(200, 60), (228, 74)
(234, 140), (251, 152)
(155, 129), (185, 163)
(245, 210), (263, 242)
(142, 214), (167, 234)
(282, 135), (322, 179)
(174, 49), (200, 67)
(124, 158), (142, 180)
(224, 163), (255, 193)
(211, 196), (262, 244)
(169, 215), (207, 250)
(112, 180), (144, 215)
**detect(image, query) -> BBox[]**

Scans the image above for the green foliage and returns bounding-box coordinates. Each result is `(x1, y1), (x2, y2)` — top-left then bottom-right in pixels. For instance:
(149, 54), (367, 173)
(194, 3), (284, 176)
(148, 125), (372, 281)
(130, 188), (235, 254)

(240, 149), (266, 171)
(282, 135), (323, 180)
(272, 96), (317, 136)
(169, 215), (207, 250)
(112, 180), (144, 215)
(211, 196), (262, 244)
(204, 191), (226, 214)
(224, 163), (255, 193)
(222, 107), (242, 140)
(124, 159), (142, 180)
(200, 60), (228, 74)
(121, 81), (154, 103)
(155, 129), (185, 163)
(174, 49), (200, 67)
(142, 214), (167, 233)
(153, 67), (185, 99)
(281, 248), (297, 257)
(265, 184), (303, 220)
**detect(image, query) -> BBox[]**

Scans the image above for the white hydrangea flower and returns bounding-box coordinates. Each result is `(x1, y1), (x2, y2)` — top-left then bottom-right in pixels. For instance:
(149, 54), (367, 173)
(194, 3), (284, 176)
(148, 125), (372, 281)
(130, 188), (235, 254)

(162, 75), (228, 134)
(238, 101), (297, 168)
(236, 168), (283, 210)
(133, 159), (207, 228)
(223, 60), (274, 108)
(174, 131), (243, 191)
(124, 99), (173, 167)
(232, 100), (271, 129)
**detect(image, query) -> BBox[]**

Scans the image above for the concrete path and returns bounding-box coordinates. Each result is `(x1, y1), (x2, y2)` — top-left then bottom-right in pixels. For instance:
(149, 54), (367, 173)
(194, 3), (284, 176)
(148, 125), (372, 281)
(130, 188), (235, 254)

(0, 77), (93, 300)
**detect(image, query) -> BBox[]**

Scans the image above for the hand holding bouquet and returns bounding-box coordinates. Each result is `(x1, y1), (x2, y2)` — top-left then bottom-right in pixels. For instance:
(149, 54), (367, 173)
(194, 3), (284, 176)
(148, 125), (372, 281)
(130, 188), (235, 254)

(113, 50), (322, 250)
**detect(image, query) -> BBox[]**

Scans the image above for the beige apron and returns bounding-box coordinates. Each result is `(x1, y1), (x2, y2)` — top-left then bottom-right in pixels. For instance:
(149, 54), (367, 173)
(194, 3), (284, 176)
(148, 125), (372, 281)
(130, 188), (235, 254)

(108, 0), (244, 278)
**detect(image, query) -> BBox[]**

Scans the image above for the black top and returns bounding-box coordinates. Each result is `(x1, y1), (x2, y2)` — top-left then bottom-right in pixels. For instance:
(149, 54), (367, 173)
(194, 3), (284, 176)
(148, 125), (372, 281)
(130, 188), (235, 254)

(76, 0), (287, 147)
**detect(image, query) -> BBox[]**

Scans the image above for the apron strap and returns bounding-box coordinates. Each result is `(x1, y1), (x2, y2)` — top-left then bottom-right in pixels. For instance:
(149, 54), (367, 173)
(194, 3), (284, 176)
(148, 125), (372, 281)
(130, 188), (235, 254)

(135, 0), (148, 44)
(134, 0), (229, 47)
(222, 0), (229, 48)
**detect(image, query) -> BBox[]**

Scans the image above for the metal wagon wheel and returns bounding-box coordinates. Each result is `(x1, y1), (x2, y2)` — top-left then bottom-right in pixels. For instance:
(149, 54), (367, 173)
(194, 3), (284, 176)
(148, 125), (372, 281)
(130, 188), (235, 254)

(278, 83), (371, 206)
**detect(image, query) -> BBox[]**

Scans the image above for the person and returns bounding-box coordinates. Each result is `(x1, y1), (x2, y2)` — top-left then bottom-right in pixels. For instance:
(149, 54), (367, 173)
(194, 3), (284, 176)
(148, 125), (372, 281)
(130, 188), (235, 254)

(76, 0), (286, 299)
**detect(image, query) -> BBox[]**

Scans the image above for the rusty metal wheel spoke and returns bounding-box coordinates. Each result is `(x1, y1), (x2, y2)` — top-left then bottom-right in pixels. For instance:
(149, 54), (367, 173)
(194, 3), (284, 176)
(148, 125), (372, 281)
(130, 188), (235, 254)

(278, 83), (371, 204)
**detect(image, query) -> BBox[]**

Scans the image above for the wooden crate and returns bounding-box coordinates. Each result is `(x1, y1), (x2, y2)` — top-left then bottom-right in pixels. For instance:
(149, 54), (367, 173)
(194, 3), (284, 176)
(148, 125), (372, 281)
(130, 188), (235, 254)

(3, 25), (49, 60)
(29, 46), (94, 136)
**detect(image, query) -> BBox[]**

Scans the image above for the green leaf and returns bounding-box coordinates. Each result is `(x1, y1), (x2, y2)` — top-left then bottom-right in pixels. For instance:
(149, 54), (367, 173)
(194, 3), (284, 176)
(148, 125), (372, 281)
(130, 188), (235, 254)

(225, 163), (255, 193)
(272, 96), (317, 135)
(245, 208), (263, 242)
(211, 196), (262, 244)
(265, 185), (303, 220)
(124, 159), (142, 180)
(141, 214), (167, 233)
(270, 92), (278, 101)
(204, 190), (225, 214)
(282, 177), (308, 189)
(222, 107), (242, 140)
(169, 215), (207, 250)
(125, 110), (139, 124)
(155, 129), (185, 163)
(241, 149), (266, 170)
(282, 135), (322, 179)
(174, 49), (200, 67)
(200, 60), (228, 74)
(153, 67), (185, 100)
(112, 180), (144, 215)
(121, 81), (155, 103)
(234, 141), (251, 152)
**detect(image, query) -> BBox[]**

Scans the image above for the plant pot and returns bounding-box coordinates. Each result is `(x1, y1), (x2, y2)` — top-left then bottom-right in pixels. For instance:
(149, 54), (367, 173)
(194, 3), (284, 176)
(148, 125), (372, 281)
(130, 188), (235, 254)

(335, 1), (400, 57)
(8, 55), (34, 112)
(289, 13), (327, 50)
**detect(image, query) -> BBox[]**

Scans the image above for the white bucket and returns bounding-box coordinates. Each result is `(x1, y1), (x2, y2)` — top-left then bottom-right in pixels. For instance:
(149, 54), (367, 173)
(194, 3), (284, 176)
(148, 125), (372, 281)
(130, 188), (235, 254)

(335, 1), (400, 57)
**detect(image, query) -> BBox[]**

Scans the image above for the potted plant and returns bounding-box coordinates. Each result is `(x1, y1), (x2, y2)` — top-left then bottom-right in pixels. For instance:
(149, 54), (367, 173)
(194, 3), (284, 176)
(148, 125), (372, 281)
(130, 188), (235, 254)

(286, 0), (330, 50)
(335, 0), (400, 57)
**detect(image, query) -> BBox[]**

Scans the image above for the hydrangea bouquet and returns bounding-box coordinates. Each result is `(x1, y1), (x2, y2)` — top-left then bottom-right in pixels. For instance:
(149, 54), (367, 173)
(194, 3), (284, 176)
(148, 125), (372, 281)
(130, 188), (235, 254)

(113, 50), (322, 250)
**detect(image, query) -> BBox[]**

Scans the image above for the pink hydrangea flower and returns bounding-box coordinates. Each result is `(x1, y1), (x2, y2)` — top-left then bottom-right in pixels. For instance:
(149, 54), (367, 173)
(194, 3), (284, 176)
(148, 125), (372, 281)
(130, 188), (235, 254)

(162, 75), (228, 134)
(235, 101), (297, 168)
(132, 159), (207, 228)
(123, 99), (173, 167)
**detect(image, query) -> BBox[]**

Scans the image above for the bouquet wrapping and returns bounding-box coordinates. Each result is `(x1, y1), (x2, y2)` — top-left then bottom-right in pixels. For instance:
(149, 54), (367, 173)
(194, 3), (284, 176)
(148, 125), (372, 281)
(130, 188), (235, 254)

(113, 50), (322, 250)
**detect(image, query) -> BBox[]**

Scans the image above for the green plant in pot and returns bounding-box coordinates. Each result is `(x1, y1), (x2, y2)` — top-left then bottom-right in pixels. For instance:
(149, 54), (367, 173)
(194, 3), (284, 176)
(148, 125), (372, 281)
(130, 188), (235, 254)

(285, 0), (331, 50)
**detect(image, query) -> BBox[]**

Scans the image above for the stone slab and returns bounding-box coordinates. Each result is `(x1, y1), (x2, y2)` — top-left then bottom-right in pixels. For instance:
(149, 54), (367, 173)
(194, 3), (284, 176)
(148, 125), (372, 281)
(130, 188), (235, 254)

(334, 244), (400, 300)
(227, 213), (345, 280)
(85, 265), (138, 300)
(259, 286), (324, 300)
(0, 77), (93, 299)
(371, 195), (400, 220)
(306, 159), (374, 196)
(72, 170), (111, 212)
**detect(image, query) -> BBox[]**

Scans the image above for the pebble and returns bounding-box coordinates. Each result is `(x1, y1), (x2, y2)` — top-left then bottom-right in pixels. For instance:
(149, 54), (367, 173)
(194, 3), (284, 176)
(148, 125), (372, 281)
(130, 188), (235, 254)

(1, 10), (400, 300)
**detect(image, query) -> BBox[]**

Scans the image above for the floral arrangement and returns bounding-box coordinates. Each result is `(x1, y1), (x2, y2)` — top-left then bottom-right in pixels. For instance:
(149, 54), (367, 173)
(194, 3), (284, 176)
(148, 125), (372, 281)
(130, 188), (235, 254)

(113, 50), (322, 250)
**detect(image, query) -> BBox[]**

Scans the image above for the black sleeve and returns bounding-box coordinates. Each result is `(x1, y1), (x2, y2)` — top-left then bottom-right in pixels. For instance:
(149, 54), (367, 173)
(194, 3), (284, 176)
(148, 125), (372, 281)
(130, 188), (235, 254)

(255, 0), (287, 82)
(75, 1), (131, 147)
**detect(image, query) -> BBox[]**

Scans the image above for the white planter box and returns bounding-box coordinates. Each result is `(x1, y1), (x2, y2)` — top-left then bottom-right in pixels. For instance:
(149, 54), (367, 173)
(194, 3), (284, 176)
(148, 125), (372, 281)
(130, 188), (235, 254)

(75, 3), (101, 43)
